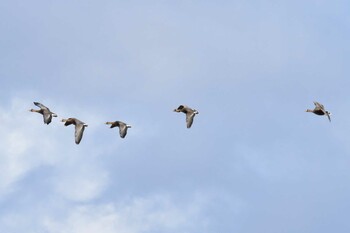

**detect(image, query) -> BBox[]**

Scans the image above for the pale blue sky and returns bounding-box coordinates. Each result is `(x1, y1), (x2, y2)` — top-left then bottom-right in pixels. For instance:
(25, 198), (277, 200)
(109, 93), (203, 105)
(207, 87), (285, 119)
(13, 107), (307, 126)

(1, 1), (350, 232)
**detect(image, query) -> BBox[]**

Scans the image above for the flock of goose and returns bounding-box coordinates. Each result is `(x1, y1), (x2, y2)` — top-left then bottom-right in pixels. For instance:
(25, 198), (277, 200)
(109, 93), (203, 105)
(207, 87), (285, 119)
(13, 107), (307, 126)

(29, 101), (200, 144)
(30, 100), (329, 145)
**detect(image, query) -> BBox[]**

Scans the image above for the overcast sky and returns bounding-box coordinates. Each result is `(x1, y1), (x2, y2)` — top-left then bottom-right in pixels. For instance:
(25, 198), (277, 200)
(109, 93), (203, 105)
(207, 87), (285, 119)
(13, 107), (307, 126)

(1, 0), (350, 232)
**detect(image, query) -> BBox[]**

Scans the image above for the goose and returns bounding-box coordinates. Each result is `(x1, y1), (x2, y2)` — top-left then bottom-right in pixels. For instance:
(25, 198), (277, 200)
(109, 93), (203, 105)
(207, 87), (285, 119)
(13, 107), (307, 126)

(29, 102), (57, 124)
(173, 105), (199, 128)
(306, 101), (331, 122)
(105, 121), (131, 138)
(61, 118), (88, 144)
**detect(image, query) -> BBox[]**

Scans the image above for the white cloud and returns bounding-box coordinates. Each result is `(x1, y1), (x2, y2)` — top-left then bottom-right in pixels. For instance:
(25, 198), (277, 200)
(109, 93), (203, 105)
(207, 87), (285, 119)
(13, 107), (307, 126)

(0, 98), (109, 201)
(53, 164), (109, 202)
(43, 193), (208, 233)
(0, 98), (57, 195)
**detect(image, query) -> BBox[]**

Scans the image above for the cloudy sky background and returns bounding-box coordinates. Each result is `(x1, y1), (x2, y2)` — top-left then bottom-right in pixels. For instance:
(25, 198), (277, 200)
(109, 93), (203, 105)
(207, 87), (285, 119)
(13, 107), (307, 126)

(1, 0), (350, 232)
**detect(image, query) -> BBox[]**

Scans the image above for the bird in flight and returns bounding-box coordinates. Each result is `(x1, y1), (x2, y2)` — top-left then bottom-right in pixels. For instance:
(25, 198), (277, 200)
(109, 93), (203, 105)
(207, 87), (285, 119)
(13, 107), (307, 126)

(306, 101), (331, 122)
(29, 102), (57, 125)
(61, 118), (88, 144)
(173, 105), (199, 128)
(105, 120), (131, 138)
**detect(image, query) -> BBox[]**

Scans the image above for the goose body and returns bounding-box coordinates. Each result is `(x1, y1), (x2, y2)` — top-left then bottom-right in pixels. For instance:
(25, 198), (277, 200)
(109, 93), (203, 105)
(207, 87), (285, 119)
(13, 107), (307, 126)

(306, 101), (331, 122)
(106, 121), (131, 138)
(173, 105), (199, 128)
(29, 102), (57, 124)
(61, 118), (88, 144)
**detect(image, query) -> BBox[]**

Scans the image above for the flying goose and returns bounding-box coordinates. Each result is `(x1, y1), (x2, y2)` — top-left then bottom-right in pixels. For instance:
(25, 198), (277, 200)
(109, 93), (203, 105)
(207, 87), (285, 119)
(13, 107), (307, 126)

(173, 105), (199, 128)
(61, 118), (88, 144)
(306, 101), (331, 122)
(29, 102), (57, 124)
(105, 121), (131, 138)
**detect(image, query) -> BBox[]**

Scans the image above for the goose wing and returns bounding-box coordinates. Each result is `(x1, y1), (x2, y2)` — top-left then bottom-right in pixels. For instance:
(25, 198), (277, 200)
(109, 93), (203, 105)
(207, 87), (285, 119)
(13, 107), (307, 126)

(314, 101), (325, 110)
(326, 112), (331, 122)
(42, 109), (53, 124)
(74, 123), (85, 144)
(34, 102), (49, 110)
(186, 112), (196, 128)
(34, 102), (54, 124)
(118, 122), (128, 138)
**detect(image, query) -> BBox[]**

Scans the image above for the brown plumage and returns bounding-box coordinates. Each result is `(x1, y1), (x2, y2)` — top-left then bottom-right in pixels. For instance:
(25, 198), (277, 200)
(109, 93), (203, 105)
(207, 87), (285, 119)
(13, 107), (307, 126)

(306, 101), (331, 122)
(29, 102), (57, 124)
(61, 118), (88, 144)
(173, 105), (199, 128)
(105, 121), (131, 138)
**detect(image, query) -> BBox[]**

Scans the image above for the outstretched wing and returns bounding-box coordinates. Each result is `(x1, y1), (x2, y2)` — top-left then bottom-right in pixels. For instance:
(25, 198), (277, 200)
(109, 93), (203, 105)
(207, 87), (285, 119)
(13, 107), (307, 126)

(34, 102), (49, 110)
(118, 123), (128, 138)
(326, 112), (331, 122)
(75, 124), (85, 144)
(42, 110), (53, 124)
(314, 101), (325, 110)
(186, 112), (196, 128)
